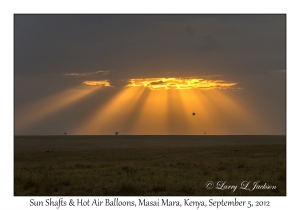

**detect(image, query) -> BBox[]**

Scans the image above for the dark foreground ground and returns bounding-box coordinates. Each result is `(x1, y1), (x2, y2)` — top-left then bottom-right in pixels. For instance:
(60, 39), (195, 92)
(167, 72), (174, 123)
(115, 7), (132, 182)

(14, 135), (286, 196)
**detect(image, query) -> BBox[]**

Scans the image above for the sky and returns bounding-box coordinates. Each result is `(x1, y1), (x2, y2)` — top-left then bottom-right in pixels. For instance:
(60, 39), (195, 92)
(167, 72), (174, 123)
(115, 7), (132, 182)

(14, 14), (286, 135)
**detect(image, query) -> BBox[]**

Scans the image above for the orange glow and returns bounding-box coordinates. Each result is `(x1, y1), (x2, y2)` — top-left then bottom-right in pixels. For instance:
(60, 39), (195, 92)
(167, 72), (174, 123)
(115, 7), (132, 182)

(73, 84), (267, 135)
(83, 80), (112, 86)
(15, 77), (270, 135)
(199, 89), (272, 134)
(126, 77), (237, 90)
(15, 85), (101, 132)
(74, 87), (147, 134)
(127, 89), (169, 134)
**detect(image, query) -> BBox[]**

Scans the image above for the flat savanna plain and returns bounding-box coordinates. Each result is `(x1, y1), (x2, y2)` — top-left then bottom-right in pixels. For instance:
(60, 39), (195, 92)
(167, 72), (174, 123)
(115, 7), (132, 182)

(14, 135), (286, 196)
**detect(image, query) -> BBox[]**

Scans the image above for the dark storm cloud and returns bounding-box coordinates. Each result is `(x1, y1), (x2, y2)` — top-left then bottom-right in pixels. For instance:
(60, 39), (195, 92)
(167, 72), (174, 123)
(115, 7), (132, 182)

(184, 25), (194, 37)
(197, 34), (218, 53)
(15, 14), (285, 81)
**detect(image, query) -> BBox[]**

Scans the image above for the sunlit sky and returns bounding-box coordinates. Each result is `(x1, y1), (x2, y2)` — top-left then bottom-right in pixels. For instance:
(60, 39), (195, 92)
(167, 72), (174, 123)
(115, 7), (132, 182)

(14, 14), (286, 135)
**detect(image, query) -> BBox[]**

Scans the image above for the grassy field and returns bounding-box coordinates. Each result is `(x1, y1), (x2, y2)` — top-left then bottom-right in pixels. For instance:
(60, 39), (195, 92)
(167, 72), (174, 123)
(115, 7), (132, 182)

(14, 135), (286, 196)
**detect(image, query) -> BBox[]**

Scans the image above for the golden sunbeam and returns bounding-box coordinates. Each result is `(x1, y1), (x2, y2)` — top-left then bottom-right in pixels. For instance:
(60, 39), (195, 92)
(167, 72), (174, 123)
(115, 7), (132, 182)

(74, 87), (145, 134)
(178, 89), (211, 134)
(200, 89), (269, 134)
(128, 89), (169, 134)
(73, 76), (247, 134)
(73, 86), (264, 135)
(121, 87), (151, 134)
(15, 85), (101, 133)
(166, 90), (191, 134)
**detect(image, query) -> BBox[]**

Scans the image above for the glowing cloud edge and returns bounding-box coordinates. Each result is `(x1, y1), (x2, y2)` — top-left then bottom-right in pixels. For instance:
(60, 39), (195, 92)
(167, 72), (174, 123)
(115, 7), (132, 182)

(65, 70), (110, 77)
(125, 77), (238, 90)
(83, 80), (112, 87)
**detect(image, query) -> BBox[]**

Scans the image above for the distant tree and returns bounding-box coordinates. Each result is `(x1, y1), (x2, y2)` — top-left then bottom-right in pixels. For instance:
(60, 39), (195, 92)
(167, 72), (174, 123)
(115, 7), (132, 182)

(204, 132), (206, 134)
(64, 132), (67, 135)
(115, 132), (119, 136)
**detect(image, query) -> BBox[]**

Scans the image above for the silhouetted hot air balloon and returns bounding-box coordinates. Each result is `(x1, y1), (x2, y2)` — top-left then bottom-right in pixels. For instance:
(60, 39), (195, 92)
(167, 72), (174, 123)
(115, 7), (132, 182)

(192, 112), (196, 116)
